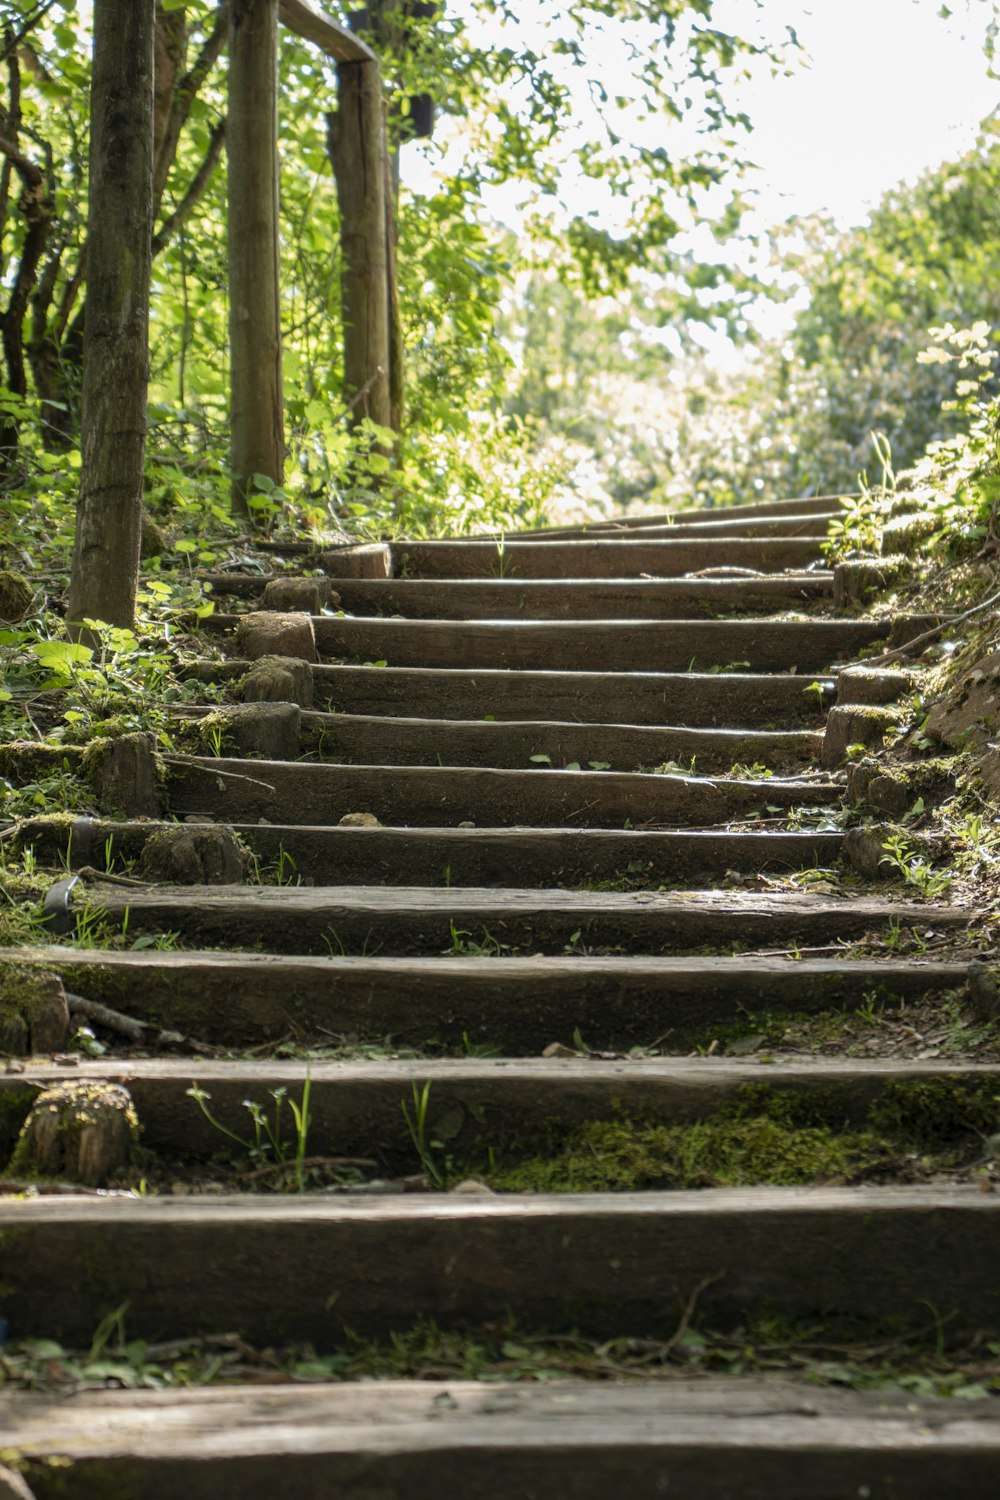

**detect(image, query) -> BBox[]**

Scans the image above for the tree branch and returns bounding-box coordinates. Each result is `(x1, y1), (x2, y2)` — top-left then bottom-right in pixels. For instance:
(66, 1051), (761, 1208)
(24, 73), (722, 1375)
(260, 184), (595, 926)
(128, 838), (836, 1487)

(152, 116), (226, 257)
(153, 1), (228, 211)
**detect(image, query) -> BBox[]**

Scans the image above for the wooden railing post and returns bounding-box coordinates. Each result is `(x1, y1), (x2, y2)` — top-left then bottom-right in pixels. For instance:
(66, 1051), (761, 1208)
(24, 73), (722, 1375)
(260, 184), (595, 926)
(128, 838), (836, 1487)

(328, 59), (393, 433)
(228, 0), (284, 517)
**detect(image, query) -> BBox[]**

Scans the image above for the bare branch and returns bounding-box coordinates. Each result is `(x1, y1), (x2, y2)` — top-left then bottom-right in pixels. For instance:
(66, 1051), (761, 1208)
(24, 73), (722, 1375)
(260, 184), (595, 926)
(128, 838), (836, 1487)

(153, 1), (228, 211)
(152, 116), (226, 257)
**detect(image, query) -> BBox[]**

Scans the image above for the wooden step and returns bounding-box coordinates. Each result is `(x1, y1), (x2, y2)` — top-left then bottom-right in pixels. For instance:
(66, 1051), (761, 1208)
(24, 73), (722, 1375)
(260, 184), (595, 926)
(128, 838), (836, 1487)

(302, 574), (836, 619)
(166, 757), (840, 828)
(484, 492), (848, 538)
(21, 819), (843, 886)
(6, 1379), (997, 1500)
(513, 512), (832, 540)
(78, 884), (962, 957)
(7, 1057), (995, 1166)
(299, 714), (824, 773)
(0, 1188), (996, 1345)
(308, 617), (890, 674)
(309, 664), (834, 725)
(7, 948), (968, 1050)
(389, 537), (825, 579)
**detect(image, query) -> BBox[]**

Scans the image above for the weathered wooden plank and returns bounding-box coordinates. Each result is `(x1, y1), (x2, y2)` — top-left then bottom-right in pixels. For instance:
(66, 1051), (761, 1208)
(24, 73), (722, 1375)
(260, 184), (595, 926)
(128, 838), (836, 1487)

(8, 1379), (1000, 1500)
(279, 0), (376, 61)
(310, 664), (833, 726)
(502, 493), (848, 538)
(0, 1189), (997, 1345)
(166, 757), (839, 828)
(7, 1057), (996, 1164)
(5, 948), (967, 1050)
(311, 617), (890, 673)
(196, 573), (836, 617)
(510, 512), (833, 541)
(78, 883), (963, 956)
(389, 537), (824, 579)
(12, 819), (844, 886)
(299, 714), (824, 772)
(310, 573), (837, 619)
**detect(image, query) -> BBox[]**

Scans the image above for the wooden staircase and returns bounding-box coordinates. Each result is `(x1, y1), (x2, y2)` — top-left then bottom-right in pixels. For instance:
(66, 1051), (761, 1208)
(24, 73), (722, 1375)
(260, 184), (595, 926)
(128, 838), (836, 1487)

(2, 493), (998, 1496)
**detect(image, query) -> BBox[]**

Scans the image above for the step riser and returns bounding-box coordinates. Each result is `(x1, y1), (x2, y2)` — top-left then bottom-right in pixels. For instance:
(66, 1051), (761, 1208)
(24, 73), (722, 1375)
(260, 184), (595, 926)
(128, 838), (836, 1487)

(391, 538), (825, 579)
(87, 893), (951, 958)
(168, 759), (838, 830)
(22, 821), (844, 887)
(312, 666), (832, 727)
(2, 1193), (997, 1345)
(8, 952), (965, 1051)
(312, 618), (888, 674)
(7, 1061), (992, 1168)
(319, 576), (836, 619)
(298, 717), (824, 774)
(506, 494), (847, 536)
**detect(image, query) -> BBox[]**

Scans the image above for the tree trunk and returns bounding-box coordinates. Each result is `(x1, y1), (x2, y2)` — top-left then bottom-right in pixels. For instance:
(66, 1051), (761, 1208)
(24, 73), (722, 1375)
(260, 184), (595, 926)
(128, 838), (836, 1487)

(227, 0), (284, 517)
(329, 59), (392, 433)
(66, 0), (154, 635)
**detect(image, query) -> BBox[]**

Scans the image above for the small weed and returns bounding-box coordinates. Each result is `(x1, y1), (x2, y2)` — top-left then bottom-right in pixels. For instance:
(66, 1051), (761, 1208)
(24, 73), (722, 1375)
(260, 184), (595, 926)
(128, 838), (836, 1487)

(879, 834), (953, 899)
(444, 921), (515, 957)
(401, 1080), (445, 1185)
(186, 1075), (313, 1191)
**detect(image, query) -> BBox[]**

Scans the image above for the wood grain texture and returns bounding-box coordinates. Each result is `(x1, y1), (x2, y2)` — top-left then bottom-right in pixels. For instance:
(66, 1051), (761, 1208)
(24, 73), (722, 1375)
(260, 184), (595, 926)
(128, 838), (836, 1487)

(79, 881), (964, 956)
(166, 756), (840, 828)
(312, 616), (891, 673)
(392, 537), (824, 579)
(7, 1379), (1000, 1500)
(310, 663), (833, 725)
(6, 1057), (997, 1164)
(298, 712), (824, 772)
(0, 1189), (997, 1345)
(3, 948), (967, 1050)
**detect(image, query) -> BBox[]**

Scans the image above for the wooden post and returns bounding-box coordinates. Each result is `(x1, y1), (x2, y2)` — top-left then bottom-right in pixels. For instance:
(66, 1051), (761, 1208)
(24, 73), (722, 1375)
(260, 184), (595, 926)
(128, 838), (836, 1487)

(329, 60), (393, 432)
(66, 0), (154, 634)
(228, 0), (284, 517)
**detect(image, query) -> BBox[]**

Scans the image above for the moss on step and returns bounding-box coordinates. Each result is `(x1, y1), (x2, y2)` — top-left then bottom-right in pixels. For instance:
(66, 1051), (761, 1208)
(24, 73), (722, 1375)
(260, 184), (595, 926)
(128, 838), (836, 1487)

(467, 1074), (999, 1194)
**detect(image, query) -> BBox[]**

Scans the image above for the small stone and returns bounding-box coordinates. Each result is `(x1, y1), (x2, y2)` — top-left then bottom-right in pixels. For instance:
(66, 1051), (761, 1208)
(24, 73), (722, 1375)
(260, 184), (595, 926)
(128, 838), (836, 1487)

(8, 1081), (138, 1187)
(139, 825), (247, 885)
(338, 812), (381, 827)
(237, 611), (317, 663)
(450, 1179), (496, 1195)
(242, 654), (314, 708)
(458, 820), (475, 829)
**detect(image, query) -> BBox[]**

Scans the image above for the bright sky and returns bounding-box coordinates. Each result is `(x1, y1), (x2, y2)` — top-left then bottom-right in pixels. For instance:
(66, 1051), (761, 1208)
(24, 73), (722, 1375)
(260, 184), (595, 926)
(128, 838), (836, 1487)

(408, 0), (999, 233)
(731, 0), (999, 226)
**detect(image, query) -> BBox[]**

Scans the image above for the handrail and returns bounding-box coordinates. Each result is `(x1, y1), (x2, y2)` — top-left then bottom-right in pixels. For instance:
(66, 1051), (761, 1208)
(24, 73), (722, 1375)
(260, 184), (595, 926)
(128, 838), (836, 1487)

(278, 0), (377, 64)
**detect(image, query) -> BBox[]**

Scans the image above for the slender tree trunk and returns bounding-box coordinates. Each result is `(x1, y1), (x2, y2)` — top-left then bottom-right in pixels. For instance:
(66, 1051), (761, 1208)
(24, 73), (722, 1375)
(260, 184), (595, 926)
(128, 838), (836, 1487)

(66, 0), (154, 635)
(329, 60), (392, 433)
(227, 0), (283, 517)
